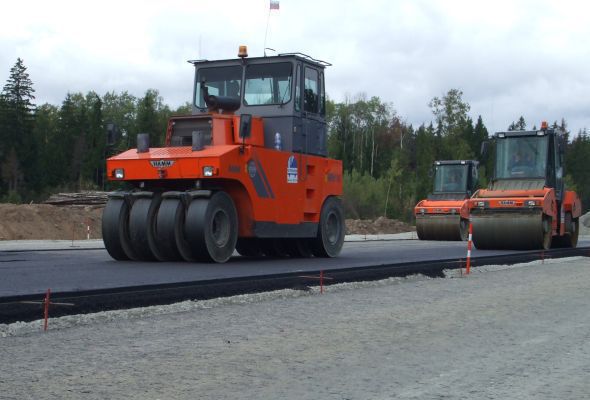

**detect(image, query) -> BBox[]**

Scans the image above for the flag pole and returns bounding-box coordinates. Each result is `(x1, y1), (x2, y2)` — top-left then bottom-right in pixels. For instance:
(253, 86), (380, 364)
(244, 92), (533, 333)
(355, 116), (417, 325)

(263, 6), (271, 56)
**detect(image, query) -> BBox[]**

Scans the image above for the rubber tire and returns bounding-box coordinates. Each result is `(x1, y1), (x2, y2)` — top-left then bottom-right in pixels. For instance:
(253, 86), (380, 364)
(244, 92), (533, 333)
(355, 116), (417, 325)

(102, 197), (138, 261)
(154, 198), (185, 261)
(129, 196), (162, 261)
(311, 197), (345, 258)
(552, 214), (579, 248)
(569, 217), (580, 248)
(184, 192), (238, 263)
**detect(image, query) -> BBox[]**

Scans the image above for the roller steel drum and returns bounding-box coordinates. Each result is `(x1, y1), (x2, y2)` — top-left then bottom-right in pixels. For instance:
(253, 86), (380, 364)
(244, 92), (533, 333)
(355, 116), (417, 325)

(416, 215), (468, 241)
(471, 211), (552, 250)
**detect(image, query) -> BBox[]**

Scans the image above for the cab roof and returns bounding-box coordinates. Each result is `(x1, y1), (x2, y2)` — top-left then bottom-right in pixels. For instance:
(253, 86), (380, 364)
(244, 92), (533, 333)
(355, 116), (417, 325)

(188, 52), (331, 70)
(494, 127), (563, 138)
(434, 160), (478, 166)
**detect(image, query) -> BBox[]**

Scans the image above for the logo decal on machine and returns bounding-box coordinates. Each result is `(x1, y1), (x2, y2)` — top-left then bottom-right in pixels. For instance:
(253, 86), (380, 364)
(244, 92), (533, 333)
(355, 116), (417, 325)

(287, 155), (298, 183)
(150, 160), (175, 168)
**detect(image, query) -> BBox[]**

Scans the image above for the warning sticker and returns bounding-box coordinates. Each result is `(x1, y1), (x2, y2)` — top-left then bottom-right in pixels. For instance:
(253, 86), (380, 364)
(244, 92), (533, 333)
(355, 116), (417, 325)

(287, 155), (298, 183)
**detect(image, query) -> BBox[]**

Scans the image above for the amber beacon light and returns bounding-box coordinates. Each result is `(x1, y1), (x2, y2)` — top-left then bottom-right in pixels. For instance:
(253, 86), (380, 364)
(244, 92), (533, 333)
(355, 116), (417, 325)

(238, 45), (248, 58)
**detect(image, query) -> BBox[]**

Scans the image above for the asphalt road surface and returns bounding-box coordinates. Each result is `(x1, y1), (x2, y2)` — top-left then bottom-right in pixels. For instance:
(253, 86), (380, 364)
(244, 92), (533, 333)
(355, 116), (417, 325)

(1, 238), (589, 297)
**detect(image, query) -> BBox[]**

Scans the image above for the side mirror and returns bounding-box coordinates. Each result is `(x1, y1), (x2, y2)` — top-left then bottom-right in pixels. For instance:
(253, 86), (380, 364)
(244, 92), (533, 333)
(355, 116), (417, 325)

(239, 114), (252, 139)
(480, 141), (489, 158)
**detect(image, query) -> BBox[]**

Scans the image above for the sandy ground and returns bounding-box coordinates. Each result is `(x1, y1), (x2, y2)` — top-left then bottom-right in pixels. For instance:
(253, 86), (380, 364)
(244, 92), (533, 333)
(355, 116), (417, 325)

(1, 257), (589, 399)
(0, 204), (103, 240)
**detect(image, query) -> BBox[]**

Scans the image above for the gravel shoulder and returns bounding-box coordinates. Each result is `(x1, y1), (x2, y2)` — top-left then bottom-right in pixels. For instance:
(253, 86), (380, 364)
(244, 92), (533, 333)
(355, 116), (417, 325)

(1, 257), (589, 399)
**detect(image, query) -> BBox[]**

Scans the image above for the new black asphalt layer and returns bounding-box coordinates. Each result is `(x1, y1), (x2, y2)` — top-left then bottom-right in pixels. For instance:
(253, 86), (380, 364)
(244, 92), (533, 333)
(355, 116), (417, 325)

(1, 239), (589, 297)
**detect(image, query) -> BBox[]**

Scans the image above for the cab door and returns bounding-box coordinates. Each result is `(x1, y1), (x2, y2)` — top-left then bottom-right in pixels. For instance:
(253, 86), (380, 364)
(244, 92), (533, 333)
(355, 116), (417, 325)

(302, 66), (327, 156)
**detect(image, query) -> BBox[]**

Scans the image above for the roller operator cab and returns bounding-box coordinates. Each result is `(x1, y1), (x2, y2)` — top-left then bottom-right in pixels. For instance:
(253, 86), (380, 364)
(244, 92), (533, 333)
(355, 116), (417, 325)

(103, 48), (344, 263)
(469, 122), (582, 250)
(414, 160), (479, 241)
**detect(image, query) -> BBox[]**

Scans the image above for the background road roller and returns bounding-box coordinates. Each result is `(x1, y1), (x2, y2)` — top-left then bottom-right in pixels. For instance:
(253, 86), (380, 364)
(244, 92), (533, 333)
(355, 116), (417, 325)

(469, 122), (582, 250)
(102, 47), (344, 263)
(414, 160), (479, 241)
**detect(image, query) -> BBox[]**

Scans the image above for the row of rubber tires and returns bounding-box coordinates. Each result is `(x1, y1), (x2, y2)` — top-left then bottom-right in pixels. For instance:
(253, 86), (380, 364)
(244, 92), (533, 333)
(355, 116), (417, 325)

(102, 191), (345, 263)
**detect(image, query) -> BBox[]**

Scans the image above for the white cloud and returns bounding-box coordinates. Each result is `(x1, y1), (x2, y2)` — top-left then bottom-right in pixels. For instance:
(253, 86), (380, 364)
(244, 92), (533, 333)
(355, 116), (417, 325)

(1, 0), (588, 133)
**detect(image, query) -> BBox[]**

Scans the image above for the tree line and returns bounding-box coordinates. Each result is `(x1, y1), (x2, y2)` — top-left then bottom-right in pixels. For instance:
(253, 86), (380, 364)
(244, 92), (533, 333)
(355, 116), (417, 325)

(1, 58), (588, 220)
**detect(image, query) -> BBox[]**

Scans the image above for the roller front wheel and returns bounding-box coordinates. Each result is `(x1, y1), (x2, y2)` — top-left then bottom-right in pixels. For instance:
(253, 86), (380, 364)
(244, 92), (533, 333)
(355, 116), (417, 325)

(184, 192), (238, 263)
(154, 197), (185, 261)
(102, 196), (137, 261)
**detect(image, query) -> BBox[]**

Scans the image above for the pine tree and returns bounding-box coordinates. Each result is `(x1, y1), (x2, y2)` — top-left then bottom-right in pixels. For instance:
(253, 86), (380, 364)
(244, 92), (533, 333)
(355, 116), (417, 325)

(33, 103), (60, 188)
(81, 92), (105, 188)
(0, 58), (36, 196)
(136, 89), (164, 147)
(508, 116), (526, 131)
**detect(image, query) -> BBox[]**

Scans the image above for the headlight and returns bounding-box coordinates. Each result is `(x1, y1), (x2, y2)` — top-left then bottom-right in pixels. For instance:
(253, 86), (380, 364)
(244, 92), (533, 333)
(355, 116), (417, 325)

(203, 166), (216, 177)
(114, 168), (124, 179)
(420, 208), (426, 214)
(526, 200), (537, 207)
(477, 201), (486, 208)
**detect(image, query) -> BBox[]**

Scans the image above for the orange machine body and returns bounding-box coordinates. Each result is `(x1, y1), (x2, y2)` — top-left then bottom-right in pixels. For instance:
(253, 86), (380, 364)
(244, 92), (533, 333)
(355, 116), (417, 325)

(107, 113), (343, 238)
(414, 198), (470, 220)
(103, 51), (345, 263)
(414, 160), (479, 241)
(467, 124), (582, 250)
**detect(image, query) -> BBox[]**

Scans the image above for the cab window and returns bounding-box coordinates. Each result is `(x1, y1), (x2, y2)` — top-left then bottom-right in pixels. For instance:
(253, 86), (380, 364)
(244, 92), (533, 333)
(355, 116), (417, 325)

(244, 63), (292, 106)
(195, 66), (242, 109)
(319, 71), (325, 116)
(304, 67), (319, 113)
(295, 64), (301, 112)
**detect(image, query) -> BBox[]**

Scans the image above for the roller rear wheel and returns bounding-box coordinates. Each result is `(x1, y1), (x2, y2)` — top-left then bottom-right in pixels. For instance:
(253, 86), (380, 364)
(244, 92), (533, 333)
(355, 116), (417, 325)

(311, 197), (345, 257)
(552, 214), (579, 248)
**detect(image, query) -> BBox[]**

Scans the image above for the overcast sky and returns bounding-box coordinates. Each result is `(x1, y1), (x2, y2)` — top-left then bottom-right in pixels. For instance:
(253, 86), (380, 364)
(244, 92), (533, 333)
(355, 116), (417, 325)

(1, 0), (588, 135)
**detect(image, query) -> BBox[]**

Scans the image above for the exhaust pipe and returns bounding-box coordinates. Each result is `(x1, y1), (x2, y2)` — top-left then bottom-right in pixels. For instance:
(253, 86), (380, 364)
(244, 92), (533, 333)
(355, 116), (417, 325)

(137, 133), (150, 153)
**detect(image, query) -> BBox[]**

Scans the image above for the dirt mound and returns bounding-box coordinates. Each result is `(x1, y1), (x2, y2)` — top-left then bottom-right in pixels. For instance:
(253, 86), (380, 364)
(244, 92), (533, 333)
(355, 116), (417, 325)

(0, 203), (415, 240)
(346, 216), (415, 235)
(0, 204), (103, 240)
